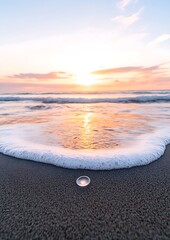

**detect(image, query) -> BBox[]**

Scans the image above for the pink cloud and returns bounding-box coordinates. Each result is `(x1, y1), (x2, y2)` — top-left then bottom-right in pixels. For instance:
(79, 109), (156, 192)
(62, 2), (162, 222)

(91, 64), (170, 89)
(92, 65), (159, 75)
(9, 72), (72, 81)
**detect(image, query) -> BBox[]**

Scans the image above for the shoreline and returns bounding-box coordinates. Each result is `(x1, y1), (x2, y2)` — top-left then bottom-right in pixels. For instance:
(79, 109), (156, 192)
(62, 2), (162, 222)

(0, 145), (170, 239)
(0, 126), (170, 170)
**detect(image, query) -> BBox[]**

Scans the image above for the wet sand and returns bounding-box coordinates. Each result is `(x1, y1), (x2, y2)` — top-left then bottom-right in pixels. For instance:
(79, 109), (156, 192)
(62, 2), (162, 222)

(0, 146), (170, 240)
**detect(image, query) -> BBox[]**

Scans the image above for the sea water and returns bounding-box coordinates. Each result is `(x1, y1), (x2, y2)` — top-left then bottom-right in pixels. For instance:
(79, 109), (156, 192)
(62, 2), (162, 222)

(0, 91), (170, 169)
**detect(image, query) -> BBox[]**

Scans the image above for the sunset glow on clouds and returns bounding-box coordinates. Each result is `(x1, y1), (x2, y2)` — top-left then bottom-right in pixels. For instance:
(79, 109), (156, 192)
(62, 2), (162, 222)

(0, 0), (169, 92)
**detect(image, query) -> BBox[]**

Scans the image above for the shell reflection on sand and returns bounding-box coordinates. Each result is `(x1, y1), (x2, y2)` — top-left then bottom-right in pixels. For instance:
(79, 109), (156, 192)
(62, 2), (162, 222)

(76, 176), (91, 187)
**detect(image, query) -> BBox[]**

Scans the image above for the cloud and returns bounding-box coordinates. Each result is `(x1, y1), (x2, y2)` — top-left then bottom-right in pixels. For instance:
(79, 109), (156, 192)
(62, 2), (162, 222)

(112, 8), (143, 27)
(91, 64), (170, 89)
(9, 72), (72, 81)
(149, 34), (170, 46)
(2, 64), (170, 91)
(118, 0), (137, 10)
(92, 65), (159, 75)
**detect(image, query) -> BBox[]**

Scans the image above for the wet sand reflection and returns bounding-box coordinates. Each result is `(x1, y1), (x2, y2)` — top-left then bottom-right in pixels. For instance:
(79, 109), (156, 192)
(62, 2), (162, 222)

(0, 103), (155, 150)
(45, 106), (153, 149)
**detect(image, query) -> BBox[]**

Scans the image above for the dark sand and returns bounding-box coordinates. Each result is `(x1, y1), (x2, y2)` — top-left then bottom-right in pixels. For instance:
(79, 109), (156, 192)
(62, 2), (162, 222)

(0, 147), (170, 240)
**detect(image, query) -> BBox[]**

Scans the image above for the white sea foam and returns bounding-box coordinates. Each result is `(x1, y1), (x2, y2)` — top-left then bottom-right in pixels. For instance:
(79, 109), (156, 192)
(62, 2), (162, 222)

(0, 125), (170, 170)
(0, 95), (170, 104)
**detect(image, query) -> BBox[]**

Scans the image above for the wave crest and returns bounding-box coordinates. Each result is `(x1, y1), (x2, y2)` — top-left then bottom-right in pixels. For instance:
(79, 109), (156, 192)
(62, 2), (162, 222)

(0, 95), (170, 104)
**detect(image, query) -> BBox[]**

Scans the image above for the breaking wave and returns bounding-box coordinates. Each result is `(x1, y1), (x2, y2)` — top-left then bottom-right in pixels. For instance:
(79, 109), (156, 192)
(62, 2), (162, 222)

(0, 95), (170, 104)
(0, 125), (170, 170)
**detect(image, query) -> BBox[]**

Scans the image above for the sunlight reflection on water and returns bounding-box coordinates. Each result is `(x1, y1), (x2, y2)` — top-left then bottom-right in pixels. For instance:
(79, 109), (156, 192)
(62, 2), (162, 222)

(0, 101), (169, 150)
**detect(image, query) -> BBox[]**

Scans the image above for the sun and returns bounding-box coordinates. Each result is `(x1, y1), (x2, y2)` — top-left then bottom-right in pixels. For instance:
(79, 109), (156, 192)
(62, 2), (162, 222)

(75, 72), (97, 86)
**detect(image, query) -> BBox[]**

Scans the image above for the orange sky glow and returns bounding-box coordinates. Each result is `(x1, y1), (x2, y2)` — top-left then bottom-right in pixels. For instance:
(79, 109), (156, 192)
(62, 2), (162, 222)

(1, 62), (170, 92)
(0, 0), (170, 92)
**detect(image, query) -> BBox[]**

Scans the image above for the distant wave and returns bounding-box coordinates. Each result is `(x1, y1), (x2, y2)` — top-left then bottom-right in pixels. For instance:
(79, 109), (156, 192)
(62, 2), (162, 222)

(26, 105), (51, 110)
(0, 95), (170, 104)
(1, 90), (170, 95)
(131, 91), (170, 95)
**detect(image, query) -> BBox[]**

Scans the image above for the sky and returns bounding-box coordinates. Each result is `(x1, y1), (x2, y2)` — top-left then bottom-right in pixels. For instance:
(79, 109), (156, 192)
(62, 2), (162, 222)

(0, 0), (170, 92)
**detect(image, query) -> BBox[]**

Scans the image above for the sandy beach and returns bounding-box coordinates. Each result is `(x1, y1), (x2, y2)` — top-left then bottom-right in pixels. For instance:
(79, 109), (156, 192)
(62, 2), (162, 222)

(1, 0), (170, 239)
(0, 146), (170, 240)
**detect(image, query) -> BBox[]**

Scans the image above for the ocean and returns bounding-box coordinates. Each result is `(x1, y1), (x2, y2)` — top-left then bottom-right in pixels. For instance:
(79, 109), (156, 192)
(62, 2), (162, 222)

(0, 90), (170, 170)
